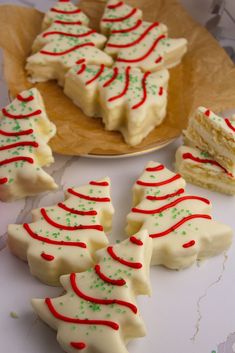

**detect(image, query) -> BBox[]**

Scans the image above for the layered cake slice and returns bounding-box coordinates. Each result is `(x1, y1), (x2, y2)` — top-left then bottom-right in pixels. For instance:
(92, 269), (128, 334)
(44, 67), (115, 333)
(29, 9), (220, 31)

(184, 106), (235, 174)
(175, 145), (235, 195)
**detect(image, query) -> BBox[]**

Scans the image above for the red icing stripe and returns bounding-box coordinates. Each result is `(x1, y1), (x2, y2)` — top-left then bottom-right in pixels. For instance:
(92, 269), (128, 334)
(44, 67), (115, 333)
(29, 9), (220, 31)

(103, 67), (119, 87)
(58, 202), (97, 216)
(111, 19), (142, 34)
(2, 108), (42, 119)
(150, 214), (212, 238)
(45, 298), (119, 330)
(158, 87), (163, 96)
(204, 109), (210, 117)
(23, 223), (87, 248)
(107, 246), (142, 269)
(41, 208), (103, 231)
(107, 22), (159, 49)
(76, 58), (85, 64)
(50, 8), (81, 14)
(108, 66), (130, 102)
(16, 94), (34, 102)
(102, 8), (137, 22)
(0, 156), (34, 166)
(182, 240), (195, 248)
(77, 64), (86, 75)
(132, 195), (210, 214)
(136, 174), (181, 187)
(0, 177), (8, 185)
(54, 20), (82, 25)
(43, 29), (95, 38)
(146, 188), (185, 201)
(70, 272), (137, 313)
(89, 181), (109, 186)
(225, 118), (235, 133)
(130, 236), (143, 246)
(70, 342), (86, 350)
(107, 1), (124, 9)
(40, 42), (94, 56)
(86, 64), (105, 85)
(68, 188), (111, 202)
(0, 141), (38, 152)
(41, 252), (55, 261)
(155, 56), (162, 64)
(132, 71), (151, 110)
(146, 164), (164, 172)
(182, 152), (232, 176)
(117, 34), (166, 63)
(95, 264), (126, 286)
(0, 128), (33, 136)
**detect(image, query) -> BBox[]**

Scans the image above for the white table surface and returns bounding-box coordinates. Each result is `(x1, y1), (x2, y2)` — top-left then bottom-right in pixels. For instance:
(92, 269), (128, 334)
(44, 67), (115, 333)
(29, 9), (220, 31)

(0, 1), (235, 353)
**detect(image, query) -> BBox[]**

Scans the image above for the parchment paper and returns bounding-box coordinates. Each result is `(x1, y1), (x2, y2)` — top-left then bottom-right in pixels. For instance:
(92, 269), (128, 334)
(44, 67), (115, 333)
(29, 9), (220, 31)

(0, 0), (235, 156)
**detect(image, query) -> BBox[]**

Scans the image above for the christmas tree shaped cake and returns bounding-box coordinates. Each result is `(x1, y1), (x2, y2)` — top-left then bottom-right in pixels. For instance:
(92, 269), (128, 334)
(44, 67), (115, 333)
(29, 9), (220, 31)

(100, 0), (143, 35)
(26, 0), (113, 86)
(126, 161), (232, 269)
(0, 88), (57, 202)
(101, 0), (187, 72)
(32, 229), (152, 353)
(8, 178), (114, 285)
(64, 63), (169, 145)
(41, 0), (89, 31)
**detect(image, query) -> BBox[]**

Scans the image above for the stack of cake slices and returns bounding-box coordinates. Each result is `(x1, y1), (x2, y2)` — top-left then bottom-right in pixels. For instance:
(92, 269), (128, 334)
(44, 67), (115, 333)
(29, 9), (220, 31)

(175, 106), (235, 195)
(26, 0), (188, 146)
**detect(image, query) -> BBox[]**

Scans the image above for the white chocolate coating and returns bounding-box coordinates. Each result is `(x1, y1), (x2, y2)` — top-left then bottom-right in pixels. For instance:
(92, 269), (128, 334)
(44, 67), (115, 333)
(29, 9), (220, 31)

(8, 178), (114, 285)
(0, 88), (57, 202)
(184, 106), (235, 174)
(42, 0), (89, 30)
(32, 230), (152, 353)
(64, 64), (169, 146)
(175, 145), (235, 195)
(126, 161), (232, 269)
